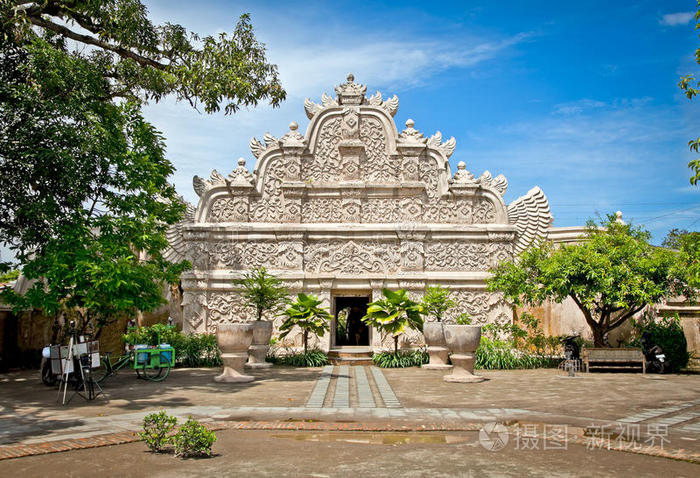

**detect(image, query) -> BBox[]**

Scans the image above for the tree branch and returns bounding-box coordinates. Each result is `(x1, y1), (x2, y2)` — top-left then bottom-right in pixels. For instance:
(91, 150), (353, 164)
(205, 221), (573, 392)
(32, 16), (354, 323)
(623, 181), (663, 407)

(26, 14), (167, 70)
(608, 305), (645, 332)
(569, 293), (598, 329)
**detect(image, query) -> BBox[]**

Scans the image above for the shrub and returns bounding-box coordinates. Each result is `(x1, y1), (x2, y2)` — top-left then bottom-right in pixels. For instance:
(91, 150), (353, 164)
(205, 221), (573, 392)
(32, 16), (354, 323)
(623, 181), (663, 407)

(372, 349), (428, 368)
(140, 410), (177, 453)
(268, 348), (329, 367)
(173, 417), (217, 458)
(475, 336), (555, 369)
(630, 313), (690, 373)
(455, 313), (472, 325)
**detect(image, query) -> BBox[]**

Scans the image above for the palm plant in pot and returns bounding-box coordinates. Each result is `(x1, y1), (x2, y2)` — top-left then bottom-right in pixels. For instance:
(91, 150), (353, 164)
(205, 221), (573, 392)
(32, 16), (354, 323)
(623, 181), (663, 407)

(279, 293), (332, 364)
(362, 288), (424, 356)
(420, 285), (456, 370)
(232, 267), (288, 368)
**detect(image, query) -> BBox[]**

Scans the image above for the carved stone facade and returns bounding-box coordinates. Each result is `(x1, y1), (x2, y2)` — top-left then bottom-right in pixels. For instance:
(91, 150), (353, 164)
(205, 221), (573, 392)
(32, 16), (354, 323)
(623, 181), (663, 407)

(168, 75), (555, 351)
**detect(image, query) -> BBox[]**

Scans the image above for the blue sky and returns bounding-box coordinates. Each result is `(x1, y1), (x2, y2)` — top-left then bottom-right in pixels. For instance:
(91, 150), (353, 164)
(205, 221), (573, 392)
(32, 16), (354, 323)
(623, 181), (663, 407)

(140, 0), (700, 244)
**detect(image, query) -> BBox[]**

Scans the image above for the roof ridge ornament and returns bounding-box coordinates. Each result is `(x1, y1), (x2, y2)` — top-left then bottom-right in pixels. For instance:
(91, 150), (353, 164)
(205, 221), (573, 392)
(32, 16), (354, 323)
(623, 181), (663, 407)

(334, 73), (367, 105)
(398, 119), (427, 143)
(227, 158), (254, 185)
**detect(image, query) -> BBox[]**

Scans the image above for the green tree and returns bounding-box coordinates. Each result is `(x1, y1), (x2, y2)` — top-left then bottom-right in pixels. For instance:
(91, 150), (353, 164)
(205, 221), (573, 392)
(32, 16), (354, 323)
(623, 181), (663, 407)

(487, 215), (690, 347)
(362, 288), (424, 354)
(279, 293), (332, 354)
(232, 267), (288, 321)
(678, 2), (700, 184)
(420, 285), (455, 323)
(661, 228), (690, 249)
(0, 1), (285, 336)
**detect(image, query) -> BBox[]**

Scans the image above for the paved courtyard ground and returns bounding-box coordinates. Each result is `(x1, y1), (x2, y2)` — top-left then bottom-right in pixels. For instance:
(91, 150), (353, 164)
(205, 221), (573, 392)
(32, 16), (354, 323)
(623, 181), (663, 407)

(0, 365), (699, 476)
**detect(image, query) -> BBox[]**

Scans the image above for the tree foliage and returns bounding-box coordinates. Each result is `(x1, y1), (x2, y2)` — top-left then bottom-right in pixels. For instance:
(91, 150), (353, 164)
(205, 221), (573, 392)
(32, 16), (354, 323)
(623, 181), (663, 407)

(487, 215), (690, 347)
(362, 288), (423, 353)
(420, 285), (455, 323)
(232, 267), (288, 321)
(678, 1), (700, 185)
(0, 1), (285, 335)
(1, 1), (285, 114)
(279, 293), (332, 354)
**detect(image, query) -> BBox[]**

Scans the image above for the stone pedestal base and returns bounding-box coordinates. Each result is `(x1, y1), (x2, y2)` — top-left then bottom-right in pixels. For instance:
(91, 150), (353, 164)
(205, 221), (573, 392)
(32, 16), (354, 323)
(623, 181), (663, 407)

(422, 345), (452, 370)
(245, 345), (272, 369)
(443, 354), (484, 383)
(215, 353), (254, 383)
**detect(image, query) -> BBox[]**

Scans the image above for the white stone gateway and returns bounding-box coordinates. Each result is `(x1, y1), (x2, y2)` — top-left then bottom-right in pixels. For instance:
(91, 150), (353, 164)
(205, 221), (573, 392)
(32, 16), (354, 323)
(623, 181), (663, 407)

(167, 74), (556, 352)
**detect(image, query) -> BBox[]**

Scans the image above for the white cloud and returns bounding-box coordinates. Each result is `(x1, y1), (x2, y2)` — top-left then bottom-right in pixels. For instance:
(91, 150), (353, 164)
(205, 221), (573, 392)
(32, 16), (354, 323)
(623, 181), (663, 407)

(659, 12), (695, 26)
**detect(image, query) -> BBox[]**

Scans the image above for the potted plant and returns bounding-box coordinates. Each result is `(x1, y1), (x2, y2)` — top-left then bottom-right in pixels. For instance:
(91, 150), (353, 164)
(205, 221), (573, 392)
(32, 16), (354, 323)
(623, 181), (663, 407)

(232, 267), (288, 368)
(279, 293), (332, 355)
(362, 288), (423, 355)
(443, 315), (484, 383)
(420, 285), (456, 370)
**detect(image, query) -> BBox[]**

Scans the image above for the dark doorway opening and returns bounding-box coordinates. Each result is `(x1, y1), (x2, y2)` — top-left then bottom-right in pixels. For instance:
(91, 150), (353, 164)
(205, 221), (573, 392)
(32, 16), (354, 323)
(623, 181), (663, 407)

(335, 296), (370, 346)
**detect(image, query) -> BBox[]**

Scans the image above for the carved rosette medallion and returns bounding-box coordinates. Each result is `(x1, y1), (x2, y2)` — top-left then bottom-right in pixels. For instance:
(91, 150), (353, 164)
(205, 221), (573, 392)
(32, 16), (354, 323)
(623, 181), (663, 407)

(342, 199), (362, 222)
(400, 240), (424, 271)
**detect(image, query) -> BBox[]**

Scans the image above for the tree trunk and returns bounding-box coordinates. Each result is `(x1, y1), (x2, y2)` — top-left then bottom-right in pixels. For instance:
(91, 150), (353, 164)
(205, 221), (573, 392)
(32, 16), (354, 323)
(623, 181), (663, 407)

(304, 330), (308, 355)
(393, 335), (398, 354)
(592, 324), (606, 348)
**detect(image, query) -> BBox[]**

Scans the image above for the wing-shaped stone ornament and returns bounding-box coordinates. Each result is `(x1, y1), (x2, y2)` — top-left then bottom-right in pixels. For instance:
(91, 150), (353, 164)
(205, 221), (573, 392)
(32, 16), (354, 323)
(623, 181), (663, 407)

(507, 187), (553, 254)
(164, 201), (196, 263)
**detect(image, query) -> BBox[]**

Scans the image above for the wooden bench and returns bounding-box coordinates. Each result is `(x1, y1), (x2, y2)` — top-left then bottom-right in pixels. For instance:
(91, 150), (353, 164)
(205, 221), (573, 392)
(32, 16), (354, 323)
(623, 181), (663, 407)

(582, 348), (645, 374)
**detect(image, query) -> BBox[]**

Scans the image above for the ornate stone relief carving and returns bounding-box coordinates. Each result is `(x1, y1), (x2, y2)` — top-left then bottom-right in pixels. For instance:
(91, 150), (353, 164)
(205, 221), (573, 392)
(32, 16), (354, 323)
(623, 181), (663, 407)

(208, 197), (248, 222)
(360, 116), (396, 182)
(424, 241), (491, 271)
(302, 198), (343, 223)
(441, 290), (509, 325)
(473, 198), (496, 223)
(304, 240), (401, 274)
(362, 198), (399, 223)
(249, 157), (284, 221)
(307, 117), (342, 183)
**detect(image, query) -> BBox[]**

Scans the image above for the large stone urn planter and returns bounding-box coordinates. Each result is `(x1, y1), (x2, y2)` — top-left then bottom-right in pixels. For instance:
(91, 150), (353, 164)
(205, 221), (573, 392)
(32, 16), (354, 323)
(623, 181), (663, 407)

(443, 325), (485, 383)
(214, 324), (255, 383)
(246, 320), (273, 369)
(421, 322), (452, 370)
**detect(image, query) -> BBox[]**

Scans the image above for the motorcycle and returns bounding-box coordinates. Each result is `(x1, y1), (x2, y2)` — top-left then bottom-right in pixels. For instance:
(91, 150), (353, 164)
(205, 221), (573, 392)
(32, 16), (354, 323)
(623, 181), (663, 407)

(641, 331), (666, 374)
(562, 334), (581, 361)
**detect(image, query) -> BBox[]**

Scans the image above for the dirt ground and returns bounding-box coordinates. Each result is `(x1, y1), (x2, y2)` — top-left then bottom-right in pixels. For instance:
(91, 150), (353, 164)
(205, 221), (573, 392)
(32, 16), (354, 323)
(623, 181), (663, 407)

(1, 429), (698, 477)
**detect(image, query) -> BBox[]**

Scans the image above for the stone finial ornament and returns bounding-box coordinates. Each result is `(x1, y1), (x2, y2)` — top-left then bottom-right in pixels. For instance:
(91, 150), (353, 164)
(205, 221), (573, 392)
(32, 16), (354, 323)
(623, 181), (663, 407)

(334, 73), (367, 105)
(228, 158), (254, 185)
(452, 161), (475, 183)
(281, 121), (305, 144)
(615, 211), (626, 225)
(399, 119), (427, 143)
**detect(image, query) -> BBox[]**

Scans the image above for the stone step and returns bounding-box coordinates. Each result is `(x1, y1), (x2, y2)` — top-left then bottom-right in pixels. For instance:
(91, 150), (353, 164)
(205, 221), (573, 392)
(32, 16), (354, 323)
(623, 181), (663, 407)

(328, 351), (373, 359)
(329, 356), (374, 366)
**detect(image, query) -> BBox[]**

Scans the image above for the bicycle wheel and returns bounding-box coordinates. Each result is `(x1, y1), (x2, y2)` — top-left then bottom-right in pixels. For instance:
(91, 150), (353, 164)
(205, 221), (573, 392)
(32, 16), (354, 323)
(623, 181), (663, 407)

(94, 355), (123, 384)
(140, 353), (171, 382)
